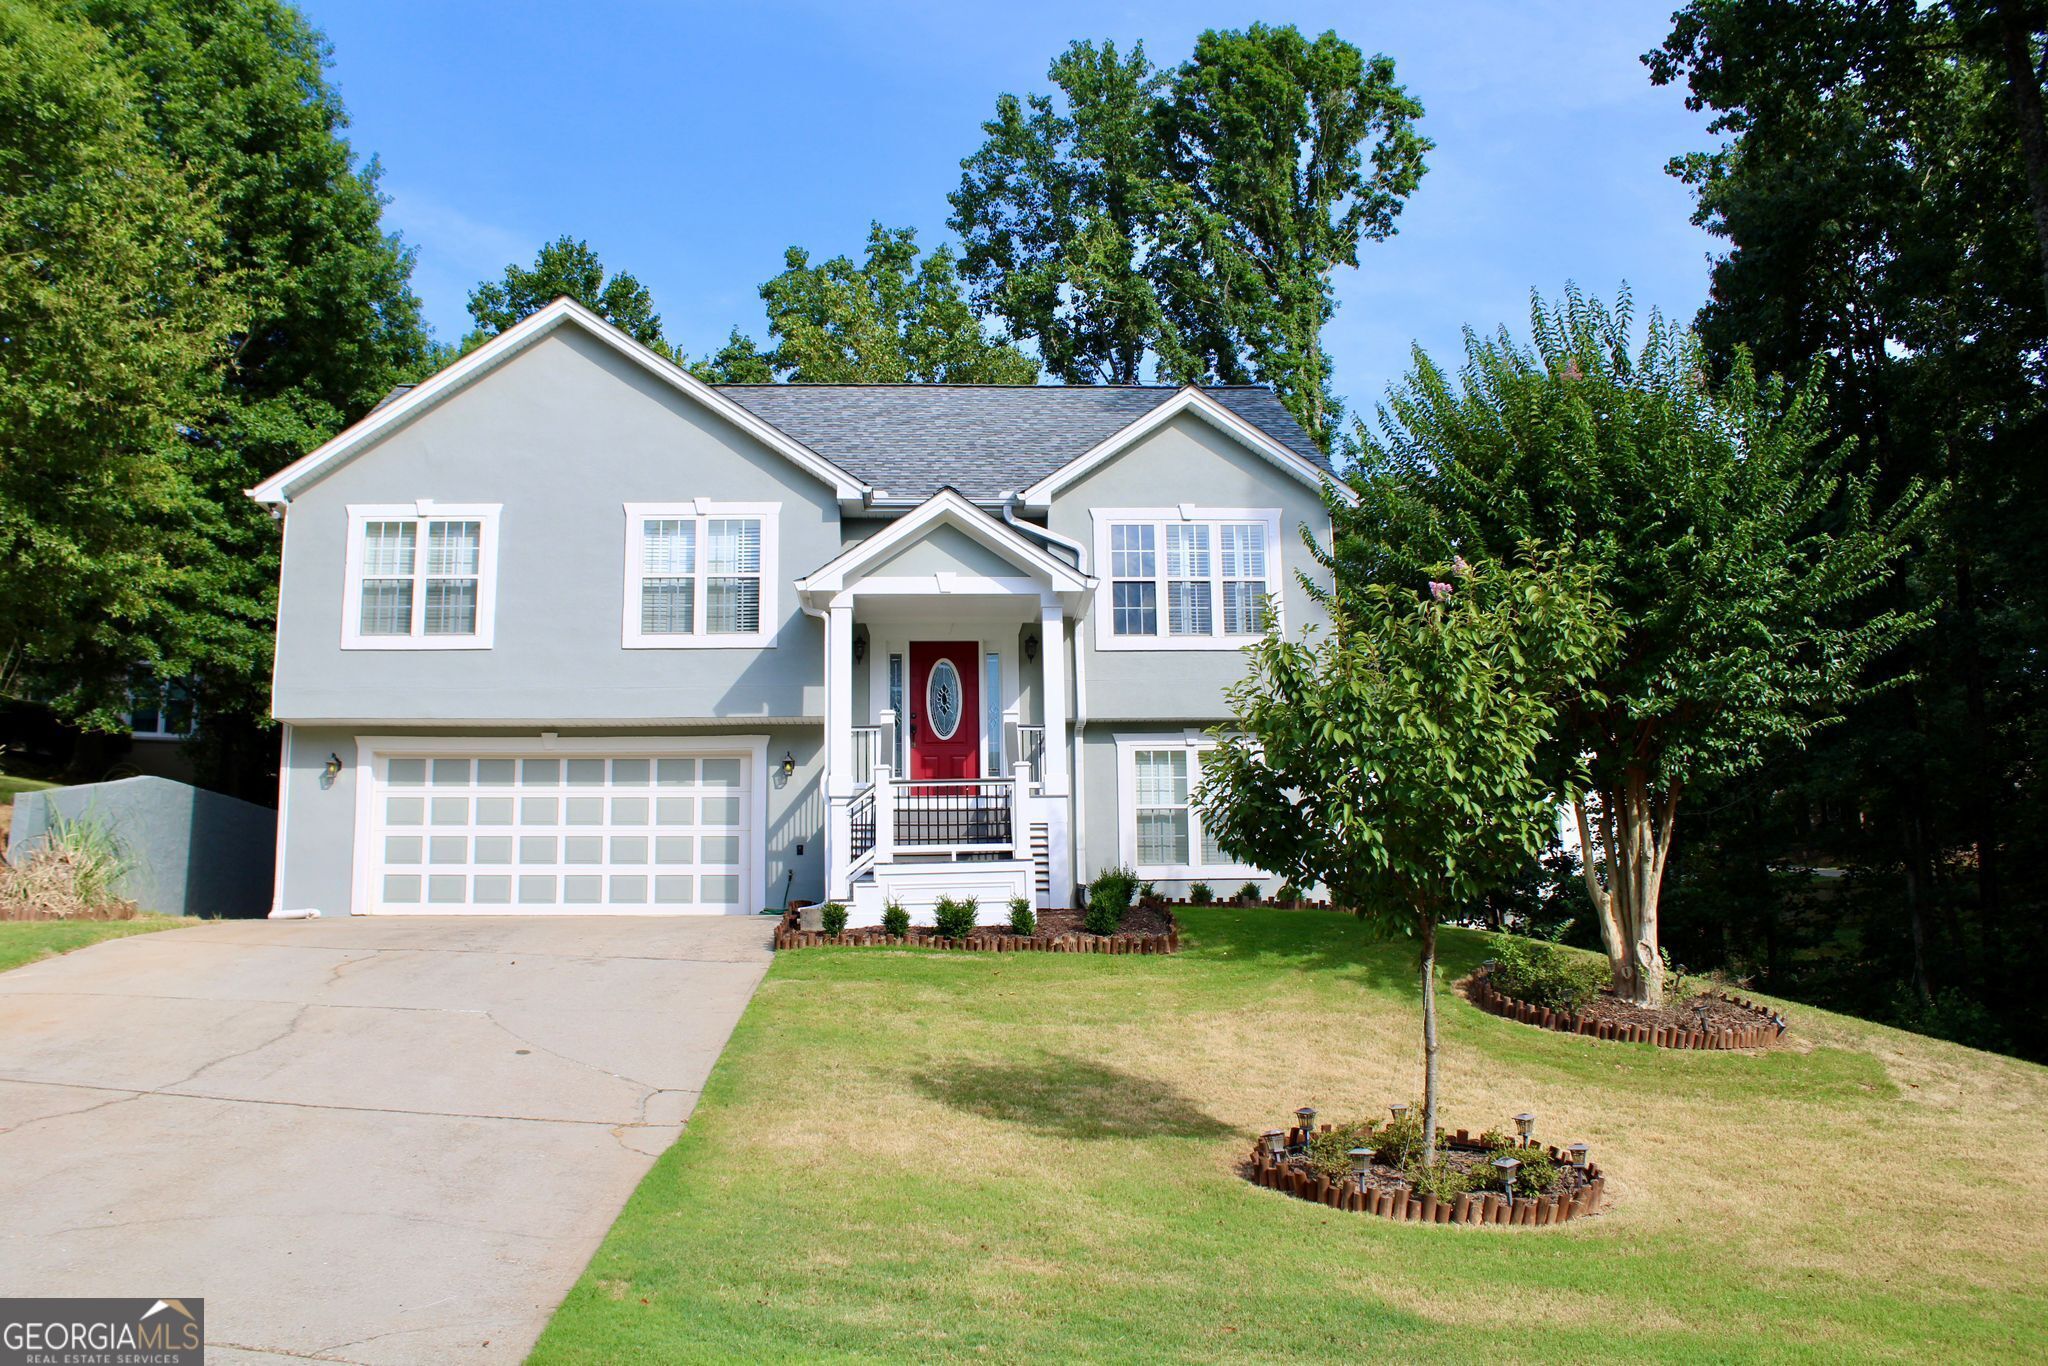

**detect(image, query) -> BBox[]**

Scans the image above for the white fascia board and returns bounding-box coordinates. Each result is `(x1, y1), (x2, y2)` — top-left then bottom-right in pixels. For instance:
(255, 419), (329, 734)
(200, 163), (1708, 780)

(1017, 387), (1357, 509)
(795, 488), (1094, 598)
(247, 298), (868, 506)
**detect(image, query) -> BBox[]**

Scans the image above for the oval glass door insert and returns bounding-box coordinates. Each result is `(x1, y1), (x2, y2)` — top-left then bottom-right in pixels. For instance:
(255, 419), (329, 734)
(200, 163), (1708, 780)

(926, 658), (963, 740)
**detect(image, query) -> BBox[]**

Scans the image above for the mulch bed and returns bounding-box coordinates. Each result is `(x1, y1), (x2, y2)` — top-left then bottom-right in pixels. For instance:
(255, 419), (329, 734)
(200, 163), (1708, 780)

(774, 901), (1179, 953)
(1245, 1126), (1608, 1227)
(1467, 967), (1785, 1050)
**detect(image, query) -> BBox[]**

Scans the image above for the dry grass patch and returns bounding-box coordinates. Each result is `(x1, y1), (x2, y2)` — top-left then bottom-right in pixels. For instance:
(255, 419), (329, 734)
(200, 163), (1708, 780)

(534, 907), (2048, 1363)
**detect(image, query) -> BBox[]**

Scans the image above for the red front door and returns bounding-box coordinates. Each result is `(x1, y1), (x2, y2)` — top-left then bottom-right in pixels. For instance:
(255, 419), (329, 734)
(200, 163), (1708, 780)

(909, 641), (980, 781)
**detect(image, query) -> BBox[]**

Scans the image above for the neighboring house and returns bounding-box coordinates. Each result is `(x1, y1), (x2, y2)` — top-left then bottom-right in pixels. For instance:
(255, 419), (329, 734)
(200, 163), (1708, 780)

(251, 299), (1348, 921)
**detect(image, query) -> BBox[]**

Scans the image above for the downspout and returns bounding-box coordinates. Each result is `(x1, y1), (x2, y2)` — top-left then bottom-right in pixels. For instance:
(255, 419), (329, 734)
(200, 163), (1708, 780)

(1005, 496), (1091, 895)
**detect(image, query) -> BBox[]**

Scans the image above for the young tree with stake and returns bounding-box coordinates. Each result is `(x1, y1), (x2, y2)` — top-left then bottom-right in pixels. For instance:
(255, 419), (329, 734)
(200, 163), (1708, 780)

(1198, 551), (1614, 1161)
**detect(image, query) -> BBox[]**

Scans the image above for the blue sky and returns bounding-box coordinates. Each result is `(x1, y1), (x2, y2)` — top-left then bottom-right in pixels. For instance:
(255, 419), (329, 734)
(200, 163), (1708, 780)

(306, 0), (1720, 428)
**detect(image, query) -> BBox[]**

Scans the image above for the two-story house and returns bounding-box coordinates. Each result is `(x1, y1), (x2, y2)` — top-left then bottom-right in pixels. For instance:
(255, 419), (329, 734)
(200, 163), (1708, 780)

(253, 299), (1348, 922)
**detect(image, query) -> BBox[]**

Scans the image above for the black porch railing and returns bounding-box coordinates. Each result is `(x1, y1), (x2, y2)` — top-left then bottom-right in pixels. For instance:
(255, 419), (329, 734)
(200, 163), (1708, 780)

(894, 779), (1013, 848)
(849, 784), (876, 860)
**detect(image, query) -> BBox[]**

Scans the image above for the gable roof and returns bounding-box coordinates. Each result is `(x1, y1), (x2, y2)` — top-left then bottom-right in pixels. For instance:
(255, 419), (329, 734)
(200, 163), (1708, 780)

(717, 383), (1331, 503)
(246, 299), (870, 506)
(796, 488), (1093, 605)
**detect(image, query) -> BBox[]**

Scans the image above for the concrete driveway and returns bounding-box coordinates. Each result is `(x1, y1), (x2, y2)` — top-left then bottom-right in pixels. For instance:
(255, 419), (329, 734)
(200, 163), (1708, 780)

(0, 915), (773, 1364)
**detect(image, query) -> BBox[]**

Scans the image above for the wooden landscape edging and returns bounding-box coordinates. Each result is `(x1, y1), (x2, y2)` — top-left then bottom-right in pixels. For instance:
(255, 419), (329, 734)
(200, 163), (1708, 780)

(1245, 1127), (1607, 1228)
(1467, 968), (1783, 1051)
(772, 907), (1179, 955)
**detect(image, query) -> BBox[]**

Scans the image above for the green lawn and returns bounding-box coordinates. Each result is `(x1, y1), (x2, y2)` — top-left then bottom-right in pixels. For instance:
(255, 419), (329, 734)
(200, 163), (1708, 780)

(0, 916), (188, 974)
(533, 907), (2046, 1364)
(0, 772), (58, 805)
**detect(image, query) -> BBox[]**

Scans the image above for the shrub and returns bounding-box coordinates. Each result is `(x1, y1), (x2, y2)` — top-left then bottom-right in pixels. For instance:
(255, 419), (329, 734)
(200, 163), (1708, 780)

(933, 895), (978, 941)
(1237, 881), (1263, 905)
(819, 902), (848, 936)
(0, 814), (135, 921)
(881, 900), (910, 937)
(1189, 882), (1214, 905)
(1305, 1121), (1377, 1179)
(1275, 880), (1302, 905)
(1371, 1107), (1444, 1169)
(1085, 865), (1137, 935)
(1489, 935), (1610, 1013)
(1403, 1157), (1478, 1203)
(1477, 1129), (1562, 1194)
(1008, 896), (1036, 935)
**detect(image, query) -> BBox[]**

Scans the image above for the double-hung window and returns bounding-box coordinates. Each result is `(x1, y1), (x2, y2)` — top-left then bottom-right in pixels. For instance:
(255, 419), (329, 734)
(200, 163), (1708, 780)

(1094, 508), (1281, 649)
(1117, 735), (1262, 877)
(342, 504), (501, 649)
(622, 502), (779, 647)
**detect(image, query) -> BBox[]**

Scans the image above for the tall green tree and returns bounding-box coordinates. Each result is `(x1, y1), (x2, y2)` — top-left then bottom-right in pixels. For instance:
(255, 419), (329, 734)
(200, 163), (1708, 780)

(1199, 551), (1613, 1158)
(48, 0), (432, 787)
(949, 40), (1179, 385)
(697, 224), (1038, 384)
(0, 0), (238, 718)
(1157, 24), (1430, 449)
(950, 25), (1429, 449)
(1648, 0), (2048, 1048)
(465, 235), (667, 353)
(1334, 291), (1928, 1005)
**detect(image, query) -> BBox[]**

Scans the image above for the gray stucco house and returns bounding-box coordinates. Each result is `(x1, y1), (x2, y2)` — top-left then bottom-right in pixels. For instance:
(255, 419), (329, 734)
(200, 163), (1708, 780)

(252, 299), (1349, 921)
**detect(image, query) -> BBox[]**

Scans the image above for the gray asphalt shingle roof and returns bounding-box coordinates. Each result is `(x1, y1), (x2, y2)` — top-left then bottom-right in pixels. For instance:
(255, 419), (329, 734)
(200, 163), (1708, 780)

(713, 384), (1328, 501)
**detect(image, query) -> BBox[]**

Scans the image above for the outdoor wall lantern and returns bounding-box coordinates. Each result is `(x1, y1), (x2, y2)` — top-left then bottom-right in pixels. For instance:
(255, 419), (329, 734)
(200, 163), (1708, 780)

(1389, 1103), (1409, 1123)
(1567, 1142), (1590, 1168)
(1024, 633), (1039, 663)
(780, 752), (796, 778)
(321, 753), (343, 788)
(1262, 1129), (1287, 1159)
(1493, 1155), (1521, 1202)
(1514, 1113), (1537, 1147)
(853, 631), (867, 664)
(1348, 1147), (1372, 1191)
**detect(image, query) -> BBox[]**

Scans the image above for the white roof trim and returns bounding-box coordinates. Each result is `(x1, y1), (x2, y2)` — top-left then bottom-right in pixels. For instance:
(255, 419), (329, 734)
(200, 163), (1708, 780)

(246, 298), (868, 505)
(1016, 386), (1356, 508)
(796, 488), (1093, 597)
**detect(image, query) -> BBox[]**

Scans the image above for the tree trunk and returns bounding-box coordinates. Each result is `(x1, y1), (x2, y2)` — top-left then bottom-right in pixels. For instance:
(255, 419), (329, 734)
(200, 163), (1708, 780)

(1418, 913), (1440, 1168)
(1573, 769), (1677, 1008)
(1994, 2), (2048, 316)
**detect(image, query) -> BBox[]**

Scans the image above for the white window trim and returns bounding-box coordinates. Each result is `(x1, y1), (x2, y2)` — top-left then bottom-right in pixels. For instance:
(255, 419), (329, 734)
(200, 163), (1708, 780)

(1090, 506), (1283, 651)
(341, 502), (502, 650)
(621, 501), (780, 649)
(127, 678), (198, 740)
(1113, 732), (1265, 879)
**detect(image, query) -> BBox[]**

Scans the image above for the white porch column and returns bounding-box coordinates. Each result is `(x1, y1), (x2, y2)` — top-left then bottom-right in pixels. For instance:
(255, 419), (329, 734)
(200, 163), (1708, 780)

(1039, 600), (1070, 796)
(826, 601), (855, 797)
(825, 601), (855, 898)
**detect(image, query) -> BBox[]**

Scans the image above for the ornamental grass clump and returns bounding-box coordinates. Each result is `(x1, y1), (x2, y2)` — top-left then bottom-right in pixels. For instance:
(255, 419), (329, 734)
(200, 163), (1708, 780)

(0, 815), (135, 921)
(933, 896), (977, 941)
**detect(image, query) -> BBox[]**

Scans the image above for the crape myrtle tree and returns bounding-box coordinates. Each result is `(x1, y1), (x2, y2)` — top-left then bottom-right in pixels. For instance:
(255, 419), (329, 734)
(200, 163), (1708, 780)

(1333, 290), (1930, 1006)
(1197, 551), (1614, 1162)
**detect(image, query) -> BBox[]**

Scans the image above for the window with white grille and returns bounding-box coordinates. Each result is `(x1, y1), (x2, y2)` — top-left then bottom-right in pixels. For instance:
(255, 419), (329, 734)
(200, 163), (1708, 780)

(343, 504), (500, 649)
(1095, 508), (1281, 649)
(1116, 736), (1265, 878)
(622, 502), (779, 647)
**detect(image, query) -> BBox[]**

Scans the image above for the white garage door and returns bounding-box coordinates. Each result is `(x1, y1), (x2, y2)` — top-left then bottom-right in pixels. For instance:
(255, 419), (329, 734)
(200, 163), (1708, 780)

(362, 747), (755, 914)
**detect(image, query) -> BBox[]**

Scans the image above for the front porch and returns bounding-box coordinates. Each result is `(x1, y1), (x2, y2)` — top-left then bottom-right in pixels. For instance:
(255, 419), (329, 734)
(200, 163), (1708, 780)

(797, 491), (1093, 917)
